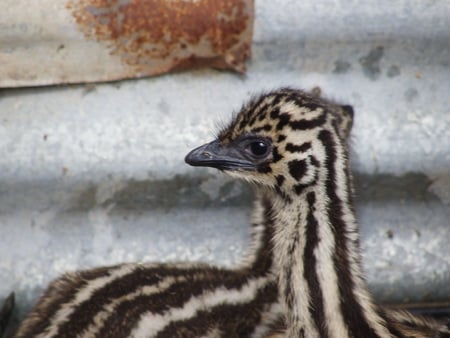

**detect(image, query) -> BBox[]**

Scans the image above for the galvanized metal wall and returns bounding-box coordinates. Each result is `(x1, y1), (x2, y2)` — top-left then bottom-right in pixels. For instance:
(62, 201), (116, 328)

(1, 1), (449, 335)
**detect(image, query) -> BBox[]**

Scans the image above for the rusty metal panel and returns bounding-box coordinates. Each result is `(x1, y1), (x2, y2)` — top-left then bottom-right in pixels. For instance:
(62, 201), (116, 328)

(0, 0), (253, 87)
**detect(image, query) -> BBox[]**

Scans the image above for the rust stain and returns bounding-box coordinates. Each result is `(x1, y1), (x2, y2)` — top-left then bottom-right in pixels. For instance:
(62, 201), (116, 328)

(67, 0), (253, 73)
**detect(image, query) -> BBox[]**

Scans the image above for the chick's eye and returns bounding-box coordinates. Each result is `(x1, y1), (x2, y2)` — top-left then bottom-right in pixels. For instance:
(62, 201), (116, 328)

(248, 141), (269, 157)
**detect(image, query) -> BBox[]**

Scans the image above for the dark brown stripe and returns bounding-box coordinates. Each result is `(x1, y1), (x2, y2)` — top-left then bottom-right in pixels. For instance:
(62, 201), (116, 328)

(291, 157), (319, 196)
(293, 183), (309, 195)
(289, 112), (326, 130)
(310, 155), (320, 168)
(341, 105), (354, 119)
(270, 107), (281, 120)
(252, 124), (272, 133)
(284, 227), (298, 313)
(55, 265), (224, 336)
(275, 175), (285, 187)
(284, 264), (294, 312)
(275, 113), (291, 131)
(283, 201), (304, 334)
(238, 95), (267, 130)
(257, 164), (272, 173)
(237, 115), (249, 133)
(277, 134), (286, 143)
(379, 309), (407, 338)
(272, 147), (283, 163)
(16, 265), (113, 337)
(266, 314), (287, 336)
(275, 186), (293, 203)
(257, 104), (270, 121)
(302, 102), (323, 112)
(284, 94), (323, 113)
(96, 271), (265, 337)
(271, 93), (284, 107)
(304, 191), (329, 338)
(318, 129), (380, 337)
(155, 282), (278, 338)
(251, 195), (276, 274)
(285, 142), (311, 153)
(288, 159), (307, 181)
(248, 115), (259, 129)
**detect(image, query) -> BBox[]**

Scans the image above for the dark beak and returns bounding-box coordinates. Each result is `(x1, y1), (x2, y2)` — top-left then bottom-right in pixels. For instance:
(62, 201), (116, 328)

(185, 139), (255, 171)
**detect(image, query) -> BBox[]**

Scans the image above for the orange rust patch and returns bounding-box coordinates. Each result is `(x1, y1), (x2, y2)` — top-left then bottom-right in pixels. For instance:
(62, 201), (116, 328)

(67, 0), (253, 73)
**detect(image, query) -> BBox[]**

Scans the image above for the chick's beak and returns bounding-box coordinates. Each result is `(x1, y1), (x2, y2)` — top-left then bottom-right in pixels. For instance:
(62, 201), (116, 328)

(185, 139), (255, 171)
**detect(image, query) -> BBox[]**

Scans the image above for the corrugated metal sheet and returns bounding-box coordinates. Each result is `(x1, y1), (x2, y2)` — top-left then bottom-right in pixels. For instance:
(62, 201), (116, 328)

(0, 0), (449, 336)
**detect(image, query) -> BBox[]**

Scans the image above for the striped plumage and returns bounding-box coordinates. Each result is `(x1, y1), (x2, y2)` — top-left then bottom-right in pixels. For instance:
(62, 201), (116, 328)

(186, 88), (450, 338)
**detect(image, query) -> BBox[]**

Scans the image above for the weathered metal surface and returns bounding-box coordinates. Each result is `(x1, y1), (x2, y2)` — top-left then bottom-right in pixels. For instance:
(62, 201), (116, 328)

(0, 0), (253, 87)
(0, 0), (449, 336)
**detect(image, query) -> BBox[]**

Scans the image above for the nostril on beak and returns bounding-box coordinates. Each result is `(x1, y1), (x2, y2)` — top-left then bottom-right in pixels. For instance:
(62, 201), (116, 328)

(202, 151), (212, 158)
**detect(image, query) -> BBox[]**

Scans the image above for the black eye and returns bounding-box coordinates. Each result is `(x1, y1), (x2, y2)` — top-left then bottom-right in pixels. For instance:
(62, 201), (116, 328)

(249, 141), (269, 157)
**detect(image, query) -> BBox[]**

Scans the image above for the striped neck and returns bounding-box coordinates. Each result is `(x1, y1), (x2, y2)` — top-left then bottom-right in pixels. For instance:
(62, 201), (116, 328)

(244, 191), (277, 275)
(270, 129), (397, 338)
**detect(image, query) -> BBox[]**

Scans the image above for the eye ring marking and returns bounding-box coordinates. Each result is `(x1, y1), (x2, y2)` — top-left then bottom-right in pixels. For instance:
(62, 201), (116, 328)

(242, 138), (272, 160)
(249, 141), (269, 157)
(234, 135), (272, 161)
